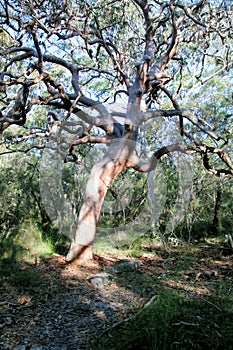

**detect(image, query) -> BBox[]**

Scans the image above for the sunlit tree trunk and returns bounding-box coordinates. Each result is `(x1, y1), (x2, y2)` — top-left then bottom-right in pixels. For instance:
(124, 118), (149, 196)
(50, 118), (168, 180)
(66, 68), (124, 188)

(65, 136), (137, 262)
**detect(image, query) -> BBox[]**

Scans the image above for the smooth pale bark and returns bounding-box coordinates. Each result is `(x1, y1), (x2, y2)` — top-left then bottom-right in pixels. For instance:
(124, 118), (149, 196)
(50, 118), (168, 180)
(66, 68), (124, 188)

(65, 137), (136, 262)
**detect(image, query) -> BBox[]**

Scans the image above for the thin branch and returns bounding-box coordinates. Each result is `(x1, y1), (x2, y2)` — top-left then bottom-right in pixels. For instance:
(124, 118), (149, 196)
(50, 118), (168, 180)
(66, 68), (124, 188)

(30, 26), (43, 73)
(159, 85), (226, 141)
(0, 145), (45, 156)
(202, 146), (233, 176)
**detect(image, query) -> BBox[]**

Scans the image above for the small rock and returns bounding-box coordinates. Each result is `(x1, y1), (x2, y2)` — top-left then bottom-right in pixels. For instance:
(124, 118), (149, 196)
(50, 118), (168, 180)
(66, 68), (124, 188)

(105, 259), (143, 273)
(89, 273), (112, 288)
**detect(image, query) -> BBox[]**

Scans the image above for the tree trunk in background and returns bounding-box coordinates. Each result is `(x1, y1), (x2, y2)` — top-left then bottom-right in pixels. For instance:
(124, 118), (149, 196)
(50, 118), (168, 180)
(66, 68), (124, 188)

(212, 187), (221, 235)
(212, 176), (224, 235)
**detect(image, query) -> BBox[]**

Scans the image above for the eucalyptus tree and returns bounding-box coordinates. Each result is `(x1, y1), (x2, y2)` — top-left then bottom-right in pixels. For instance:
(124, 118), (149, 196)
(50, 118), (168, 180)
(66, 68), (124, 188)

(0, 0), (232, 261)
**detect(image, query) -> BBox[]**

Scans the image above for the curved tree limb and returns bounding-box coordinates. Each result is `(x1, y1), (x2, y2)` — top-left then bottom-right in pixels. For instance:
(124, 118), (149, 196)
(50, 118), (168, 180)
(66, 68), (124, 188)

(127, 143), (190, 172)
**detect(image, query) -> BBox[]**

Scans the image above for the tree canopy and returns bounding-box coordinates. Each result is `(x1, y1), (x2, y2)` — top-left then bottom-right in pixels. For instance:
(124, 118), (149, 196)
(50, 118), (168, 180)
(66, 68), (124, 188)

(0, 0), (233, 261)
(0, 0), (232, 170)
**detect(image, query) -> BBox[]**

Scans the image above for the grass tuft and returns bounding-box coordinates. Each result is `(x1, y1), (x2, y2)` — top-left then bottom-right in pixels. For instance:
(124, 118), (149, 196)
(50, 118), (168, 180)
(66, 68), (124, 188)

(94, 286), (233, 350)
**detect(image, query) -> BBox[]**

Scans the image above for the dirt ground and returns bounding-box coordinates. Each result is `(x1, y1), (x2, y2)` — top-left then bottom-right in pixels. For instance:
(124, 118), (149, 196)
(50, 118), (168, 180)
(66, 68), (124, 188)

(0, 243), (232, 349)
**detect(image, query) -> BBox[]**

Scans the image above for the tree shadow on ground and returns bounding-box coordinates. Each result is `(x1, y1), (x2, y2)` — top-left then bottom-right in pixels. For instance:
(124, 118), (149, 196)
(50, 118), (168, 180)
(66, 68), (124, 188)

(0, 254), (121, 350)
(0, 242), (232, 350)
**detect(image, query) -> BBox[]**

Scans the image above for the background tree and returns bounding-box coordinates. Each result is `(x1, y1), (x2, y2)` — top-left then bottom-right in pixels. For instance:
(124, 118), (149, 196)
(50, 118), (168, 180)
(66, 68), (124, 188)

(0, 0), (232, 262)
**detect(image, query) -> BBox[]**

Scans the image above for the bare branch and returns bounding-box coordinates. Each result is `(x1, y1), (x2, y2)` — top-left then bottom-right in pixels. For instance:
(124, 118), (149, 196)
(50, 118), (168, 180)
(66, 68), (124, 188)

(29, 26), (44, 73)
(147, 2), (179, 85)
(67, 135), (110, 146)
(159, 85), (226, 141)
(127, 143), (191, 172)
(0, 85), (29, 131)
(203, 151), (233, 176)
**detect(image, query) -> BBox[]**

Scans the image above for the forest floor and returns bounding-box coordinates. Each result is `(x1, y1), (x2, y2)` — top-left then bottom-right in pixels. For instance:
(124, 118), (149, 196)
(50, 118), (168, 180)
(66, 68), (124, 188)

(0, 239), (232, 350)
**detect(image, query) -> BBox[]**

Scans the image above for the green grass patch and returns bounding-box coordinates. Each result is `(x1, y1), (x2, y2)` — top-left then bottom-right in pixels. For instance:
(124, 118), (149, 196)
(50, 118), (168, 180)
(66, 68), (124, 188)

(0, 220), (54, 264)
(94, 288), (233, 350)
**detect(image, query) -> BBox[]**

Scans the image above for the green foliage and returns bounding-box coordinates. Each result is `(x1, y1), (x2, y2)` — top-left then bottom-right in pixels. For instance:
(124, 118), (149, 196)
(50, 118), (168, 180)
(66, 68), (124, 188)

(99, 169), (147, 228)
(0, 150), (45, 227)
(0, 150), (66, 262)
(0, 220), (54, 264)
(0, 131), (231, 263)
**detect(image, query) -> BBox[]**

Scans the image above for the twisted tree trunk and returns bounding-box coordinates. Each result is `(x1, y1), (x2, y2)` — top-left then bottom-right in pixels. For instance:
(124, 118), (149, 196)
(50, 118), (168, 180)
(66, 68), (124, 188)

(65, 0), (182, 262)
(65, 134), (137, 262)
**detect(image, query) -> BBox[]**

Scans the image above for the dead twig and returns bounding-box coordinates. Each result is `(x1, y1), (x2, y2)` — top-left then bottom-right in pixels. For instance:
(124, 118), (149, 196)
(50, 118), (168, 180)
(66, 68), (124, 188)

(172, 321), (199, 326)
(95, 295), (157, 342)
